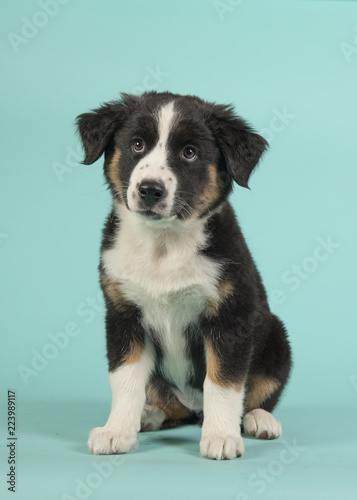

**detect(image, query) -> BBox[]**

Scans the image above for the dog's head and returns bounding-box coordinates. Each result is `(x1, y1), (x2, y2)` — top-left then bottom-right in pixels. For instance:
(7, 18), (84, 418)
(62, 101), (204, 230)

(77, 92), (267, 221)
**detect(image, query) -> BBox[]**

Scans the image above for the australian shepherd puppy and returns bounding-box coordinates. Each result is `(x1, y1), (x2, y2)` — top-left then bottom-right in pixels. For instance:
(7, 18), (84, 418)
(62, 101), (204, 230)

(76, 91), (292, 460)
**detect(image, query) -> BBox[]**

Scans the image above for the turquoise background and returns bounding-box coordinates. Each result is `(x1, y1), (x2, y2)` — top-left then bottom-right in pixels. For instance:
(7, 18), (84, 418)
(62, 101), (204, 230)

(1, 0), (357, 498)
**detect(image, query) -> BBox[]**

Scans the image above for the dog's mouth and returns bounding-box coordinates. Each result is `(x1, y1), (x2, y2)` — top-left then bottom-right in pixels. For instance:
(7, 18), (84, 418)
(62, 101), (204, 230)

(137, 209), (163, 220)
(134, 209), (177, 222)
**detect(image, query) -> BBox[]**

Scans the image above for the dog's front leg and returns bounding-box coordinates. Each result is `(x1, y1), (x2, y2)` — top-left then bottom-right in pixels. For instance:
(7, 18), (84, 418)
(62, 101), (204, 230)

(88, 307), (154, 455)
(200, 324), (251, 460)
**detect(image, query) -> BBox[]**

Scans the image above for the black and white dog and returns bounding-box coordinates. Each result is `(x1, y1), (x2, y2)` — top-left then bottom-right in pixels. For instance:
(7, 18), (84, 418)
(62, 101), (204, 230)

(77, 91), (291, 460)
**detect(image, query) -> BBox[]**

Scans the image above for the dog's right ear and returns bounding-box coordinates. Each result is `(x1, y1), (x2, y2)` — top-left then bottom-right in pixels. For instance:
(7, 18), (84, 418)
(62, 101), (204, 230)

(76, 94), (138, 165)
(202, 102), (268, 188)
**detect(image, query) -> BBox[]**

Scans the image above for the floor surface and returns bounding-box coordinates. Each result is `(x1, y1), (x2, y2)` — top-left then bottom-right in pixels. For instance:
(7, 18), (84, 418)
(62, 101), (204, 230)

(1, 401), (356, 500)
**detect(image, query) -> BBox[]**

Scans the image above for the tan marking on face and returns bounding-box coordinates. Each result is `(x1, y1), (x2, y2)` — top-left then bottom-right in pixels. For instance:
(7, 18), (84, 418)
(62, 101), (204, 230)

(245, 374), (280, 412)
(205, 340), (243, 391)
(106, 148), (124, 201)
(206, 280), (235, 317)
(194, 164), (221, 217)
(145, 383), (192, 420)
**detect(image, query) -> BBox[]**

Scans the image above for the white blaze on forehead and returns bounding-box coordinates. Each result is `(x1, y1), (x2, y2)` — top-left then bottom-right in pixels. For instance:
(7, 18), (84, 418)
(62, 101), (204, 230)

(156, 100), (177, 148)
(128, 101), (178, 216)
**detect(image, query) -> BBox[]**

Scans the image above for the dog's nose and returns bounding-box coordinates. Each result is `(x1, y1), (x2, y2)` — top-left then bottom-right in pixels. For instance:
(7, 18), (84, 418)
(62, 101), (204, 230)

(138, 180), (166, 208)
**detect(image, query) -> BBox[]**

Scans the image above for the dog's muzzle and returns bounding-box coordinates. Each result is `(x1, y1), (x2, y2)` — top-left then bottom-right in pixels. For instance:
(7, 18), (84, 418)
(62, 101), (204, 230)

(138, 180), (166, 209)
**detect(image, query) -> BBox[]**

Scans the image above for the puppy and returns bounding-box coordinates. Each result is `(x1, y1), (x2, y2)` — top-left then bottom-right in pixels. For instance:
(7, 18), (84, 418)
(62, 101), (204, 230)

(77, 91), (292, 460)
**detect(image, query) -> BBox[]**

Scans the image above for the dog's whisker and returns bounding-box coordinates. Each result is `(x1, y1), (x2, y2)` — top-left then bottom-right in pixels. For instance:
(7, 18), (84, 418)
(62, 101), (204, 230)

(172, 198), (193, 217)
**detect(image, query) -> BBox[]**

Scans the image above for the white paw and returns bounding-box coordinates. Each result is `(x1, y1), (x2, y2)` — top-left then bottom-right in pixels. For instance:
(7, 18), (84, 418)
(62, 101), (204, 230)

(140, 404), (166, 431)
(88, 426), (138, 455)
(200, 433), (245, 460)
(243, 409), (282, 440)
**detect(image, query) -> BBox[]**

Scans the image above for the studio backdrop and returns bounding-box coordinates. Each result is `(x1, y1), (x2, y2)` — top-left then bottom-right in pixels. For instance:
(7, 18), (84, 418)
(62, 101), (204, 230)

(1, 1), (357, 499)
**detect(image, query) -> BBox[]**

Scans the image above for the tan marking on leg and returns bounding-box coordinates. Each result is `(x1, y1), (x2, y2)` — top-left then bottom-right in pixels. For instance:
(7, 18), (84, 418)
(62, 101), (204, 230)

(106, 148), (124, 201)
(100, 273), (143, 365)
(205, 340), (243, 391)
(155, 399), (192, 420)
(145, 382), (164, 406)
(206, 280), (234, 318)
(100, 272), (134, 317)
(245, 374), (280, 411)
(145, 383), (192, 422)
(124, 343), (144, 365)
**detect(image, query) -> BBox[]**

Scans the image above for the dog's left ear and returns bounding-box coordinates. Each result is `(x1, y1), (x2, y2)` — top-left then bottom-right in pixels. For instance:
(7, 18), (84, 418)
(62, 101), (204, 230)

(76, 106), (121, 165)
(76, 94), (138, 165)
(206, 104), (268, 188)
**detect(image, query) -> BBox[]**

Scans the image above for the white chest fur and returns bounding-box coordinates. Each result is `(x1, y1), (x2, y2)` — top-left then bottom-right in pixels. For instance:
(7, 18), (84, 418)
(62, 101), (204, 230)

(102, 206), (222, 406)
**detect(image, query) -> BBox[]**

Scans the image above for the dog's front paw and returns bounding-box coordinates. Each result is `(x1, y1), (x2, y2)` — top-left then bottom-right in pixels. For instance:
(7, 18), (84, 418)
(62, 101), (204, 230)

(88, 426), (138, 455)
(200, 433), (245, 460)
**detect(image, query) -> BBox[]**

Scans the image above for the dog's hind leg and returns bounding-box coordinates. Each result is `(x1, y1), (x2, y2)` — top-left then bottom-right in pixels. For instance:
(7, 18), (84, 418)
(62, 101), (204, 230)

(140, 403), (194, 431)
(243, 314), (292, 440)
(140, 404), (166, 431)
(141, 377), (195, 431)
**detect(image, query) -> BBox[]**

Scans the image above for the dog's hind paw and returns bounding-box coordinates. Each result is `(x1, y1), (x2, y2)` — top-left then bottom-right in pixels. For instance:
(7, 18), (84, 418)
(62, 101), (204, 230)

(242, 409), (282, 440)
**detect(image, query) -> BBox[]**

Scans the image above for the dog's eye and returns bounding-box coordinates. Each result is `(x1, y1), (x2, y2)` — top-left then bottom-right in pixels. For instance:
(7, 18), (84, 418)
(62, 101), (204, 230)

(132, 139), (145, 153)
(182, 146), (197, 161)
